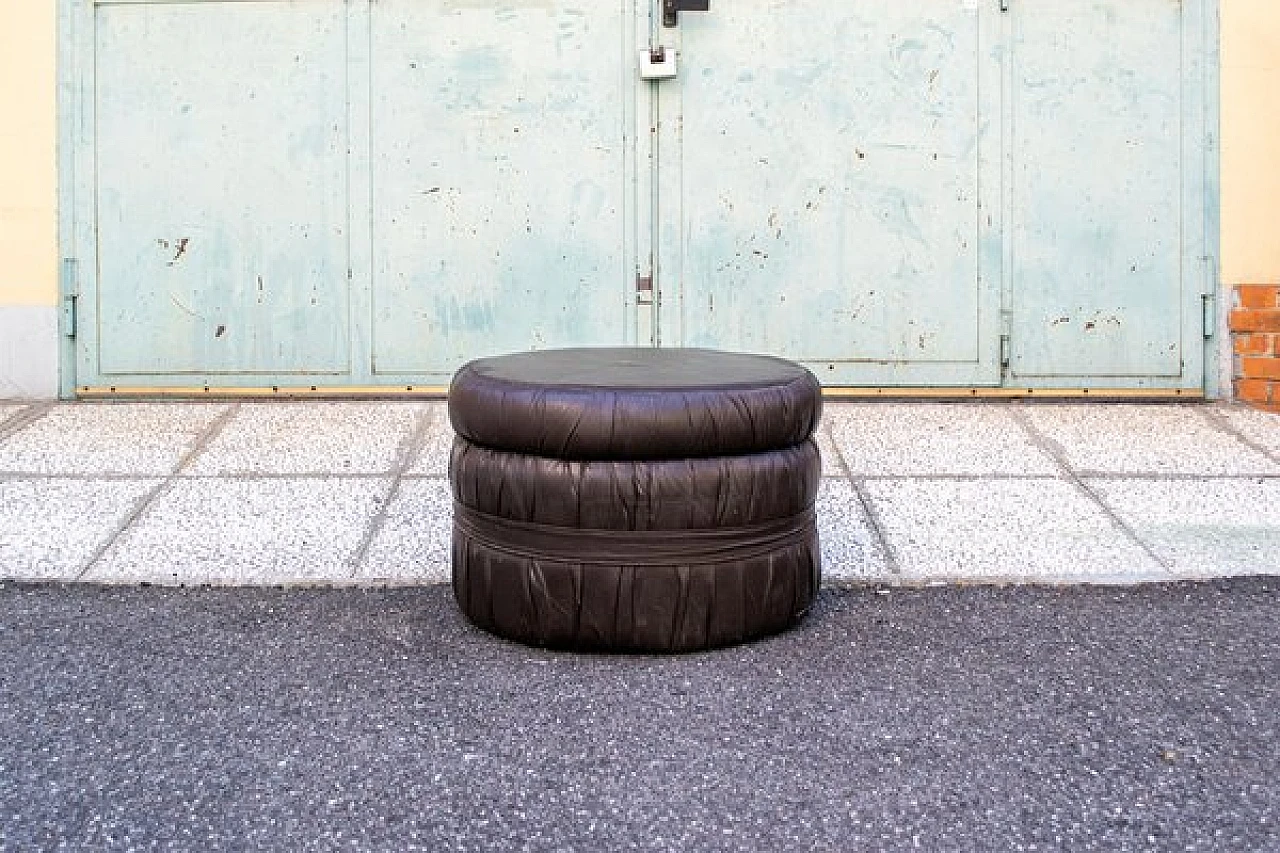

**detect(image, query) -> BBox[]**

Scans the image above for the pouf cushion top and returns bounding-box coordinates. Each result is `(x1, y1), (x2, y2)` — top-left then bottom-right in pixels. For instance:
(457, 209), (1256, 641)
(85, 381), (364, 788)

(448, 347), (822, 460)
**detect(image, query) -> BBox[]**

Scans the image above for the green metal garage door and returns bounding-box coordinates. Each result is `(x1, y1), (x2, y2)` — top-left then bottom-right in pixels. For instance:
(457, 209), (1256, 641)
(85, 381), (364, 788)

(63, 0), (1216, 395)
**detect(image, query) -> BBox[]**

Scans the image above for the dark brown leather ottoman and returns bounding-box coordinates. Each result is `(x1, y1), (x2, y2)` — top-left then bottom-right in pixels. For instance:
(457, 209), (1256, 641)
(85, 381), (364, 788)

(447, 348), (822, 653)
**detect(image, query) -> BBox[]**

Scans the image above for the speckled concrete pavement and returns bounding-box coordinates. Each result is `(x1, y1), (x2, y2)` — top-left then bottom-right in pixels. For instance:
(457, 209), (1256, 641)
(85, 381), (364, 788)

(1, 400), (1278, 586)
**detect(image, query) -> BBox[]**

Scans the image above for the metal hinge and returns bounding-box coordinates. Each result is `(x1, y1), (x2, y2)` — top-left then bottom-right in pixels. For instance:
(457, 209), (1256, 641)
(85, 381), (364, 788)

(1202, 293), (1216, 339)
(999, 308), (1012, 374)
(1201, 255), (1218, 339)
(60, 258), (79, 338)
(636, 273), (654, 306)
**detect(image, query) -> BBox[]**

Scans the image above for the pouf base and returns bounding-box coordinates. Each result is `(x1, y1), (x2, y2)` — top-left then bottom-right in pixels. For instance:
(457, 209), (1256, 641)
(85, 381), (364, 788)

(452, 523), (820, 654)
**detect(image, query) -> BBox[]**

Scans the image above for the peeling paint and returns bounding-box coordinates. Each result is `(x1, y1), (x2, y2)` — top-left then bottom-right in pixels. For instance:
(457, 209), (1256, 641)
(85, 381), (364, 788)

(166, 238), (188, 266)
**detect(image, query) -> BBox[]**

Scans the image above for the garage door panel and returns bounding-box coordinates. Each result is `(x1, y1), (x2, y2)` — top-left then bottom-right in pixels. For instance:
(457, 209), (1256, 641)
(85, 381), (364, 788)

(369, 0), (632, 377)
(71, 0), (1213, 393)
(1009, 0), (1185, 379)
(93, 1), (350, 376)
(668, 0), (1000, 384)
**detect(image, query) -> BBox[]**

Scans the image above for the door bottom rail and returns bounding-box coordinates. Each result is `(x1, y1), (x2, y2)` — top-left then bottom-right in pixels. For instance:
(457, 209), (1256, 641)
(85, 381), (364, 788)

(74, 385), (1206, 401)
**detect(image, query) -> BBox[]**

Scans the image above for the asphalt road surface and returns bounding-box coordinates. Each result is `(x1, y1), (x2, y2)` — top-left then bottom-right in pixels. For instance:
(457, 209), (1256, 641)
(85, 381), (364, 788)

(2, 579), (1276, 852)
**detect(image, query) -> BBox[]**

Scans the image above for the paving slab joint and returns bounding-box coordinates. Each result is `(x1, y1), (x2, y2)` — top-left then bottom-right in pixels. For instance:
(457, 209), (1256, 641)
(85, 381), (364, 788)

(1005, 405), (1173, 573)
(0, 403), (53, 445)
(819, 418), (900, 575)
(1196, 405), (1280, 467)
(347, 405), (437, 577)
(74, 403), (241, 581)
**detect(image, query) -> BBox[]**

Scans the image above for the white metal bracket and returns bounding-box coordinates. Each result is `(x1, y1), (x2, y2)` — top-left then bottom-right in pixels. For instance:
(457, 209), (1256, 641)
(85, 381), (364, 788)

(639, 47), (678, 80)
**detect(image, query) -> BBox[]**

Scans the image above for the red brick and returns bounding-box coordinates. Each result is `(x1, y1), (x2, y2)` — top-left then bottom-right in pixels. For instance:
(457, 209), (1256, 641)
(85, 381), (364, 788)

(1235, 378), (1276, 404)
(1229, 309), (1280, 333)
(1234, 334), (1271, 355)
(1237, 285), (1280, 309)
(1241, 357), (1280, 380)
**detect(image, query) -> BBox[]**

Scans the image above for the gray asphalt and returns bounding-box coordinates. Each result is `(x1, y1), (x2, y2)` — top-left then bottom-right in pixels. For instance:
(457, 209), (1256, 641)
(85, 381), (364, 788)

(1, 580), (1276, 852)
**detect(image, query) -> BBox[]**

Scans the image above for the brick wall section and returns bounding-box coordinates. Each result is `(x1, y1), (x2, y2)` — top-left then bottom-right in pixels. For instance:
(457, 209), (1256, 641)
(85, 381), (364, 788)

(1230, 285), (1280, 411)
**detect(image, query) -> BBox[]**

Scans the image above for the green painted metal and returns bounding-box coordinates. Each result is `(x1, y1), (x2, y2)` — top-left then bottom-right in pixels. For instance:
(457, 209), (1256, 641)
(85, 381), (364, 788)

(88, 2), (352, 378)
(656, 0), (1003, 386)
(1006, 0), (1212, 390)
(366, 0), (639, 379)
(62, 0), (1219, 392)
(68, 0), (641, 389)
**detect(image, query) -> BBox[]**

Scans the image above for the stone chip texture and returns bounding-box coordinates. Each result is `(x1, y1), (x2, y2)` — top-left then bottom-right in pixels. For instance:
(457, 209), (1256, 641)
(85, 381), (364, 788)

(1019, 405), (1279, 475)
(0, 404), (26, 428)
(357, 478), (453, 584)
(0, 401), (1276, 588)
(1091, 478), (1280, 577)
(1217, 404), (1280, 459)
(863, 478), (1167, 582)
(0, 403), (229, 476)
(187, 402), (424, 475)
(84, 478), (389, 585)
(0, 478), (159, 580)
(828, 403), (1060, 476)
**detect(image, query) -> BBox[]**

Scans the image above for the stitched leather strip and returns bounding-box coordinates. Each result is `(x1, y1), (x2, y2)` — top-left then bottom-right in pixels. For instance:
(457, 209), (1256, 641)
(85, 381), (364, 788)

(453, 503), (818, 567)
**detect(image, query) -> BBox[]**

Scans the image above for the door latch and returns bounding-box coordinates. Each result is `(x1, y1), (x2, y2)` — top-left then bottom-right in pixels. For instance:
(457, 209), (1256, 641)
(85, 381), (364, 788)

(663, 0), (709, 28)
(639, 46), (678, 79)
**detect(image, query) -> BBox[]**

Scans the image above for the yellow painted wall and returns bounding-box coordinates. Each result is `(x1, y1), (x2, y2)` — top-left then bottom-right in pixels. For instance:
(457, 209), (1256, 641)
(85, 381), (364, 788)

(1222, 0), (1280, 285)
(0, 0), (57, 306)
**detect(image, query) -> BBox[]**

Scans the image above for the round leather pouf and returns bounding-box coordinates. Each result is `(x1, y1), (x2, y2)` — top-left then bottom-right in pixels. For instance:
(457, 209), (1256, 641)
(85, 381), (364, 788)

(447, 347), (823, 653)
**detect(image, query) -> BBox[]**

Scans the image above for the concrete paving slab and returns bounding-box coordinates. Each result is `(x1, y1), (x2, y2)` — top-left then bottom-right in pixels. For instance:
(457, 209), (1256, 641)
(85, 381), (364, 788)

(0, 403), (229, 476)
(863, 478), (1167, 583)
(356, 478), (453, 584)
(187, 402), (424, 475)
(0, 404), (26, 427)
(85, 478), (390, 585)
(0, 399), (1273, 588)
(813, 421), (844, 476)
(816, 478), (889, 584)
(1216, 404), (1280, 459)
(1019, 404), (1279, 475)
(0, 478), (159, 580)
(1091, 478), (1280, 578)
(826, 403), (1059, 476)
(408, 404), (452, 476)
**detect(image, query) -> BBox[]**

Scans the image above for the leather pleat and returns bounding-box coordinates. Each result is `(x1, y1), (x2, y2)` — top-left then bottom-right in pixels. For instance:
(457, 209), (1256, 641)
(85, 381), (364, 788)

(450, 437), (821, 531)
